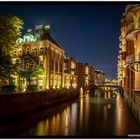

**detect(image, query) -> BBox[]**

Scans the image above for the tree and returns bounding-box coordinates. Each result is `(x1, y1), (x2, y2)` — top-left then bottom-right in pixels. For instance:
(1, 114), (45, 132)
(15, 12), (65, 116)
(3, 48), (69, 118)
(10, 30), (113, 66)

(15, 53), (44, 87)
(0, 15), (23, 80)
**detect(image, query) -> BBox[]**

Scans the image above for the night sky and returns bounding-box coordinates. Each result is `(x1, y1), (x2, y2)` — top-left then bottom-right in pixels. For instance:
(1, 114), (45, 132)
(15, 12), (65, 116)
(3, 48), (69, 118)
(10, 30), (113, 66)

(0, 2), (127, 79)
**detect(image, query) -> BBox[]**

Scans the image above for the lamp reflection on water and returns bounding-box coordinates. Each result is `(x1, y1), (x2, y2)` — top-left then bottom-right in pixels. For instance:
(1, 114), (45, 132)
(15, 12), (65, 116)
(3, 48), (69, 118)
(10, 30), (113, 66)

(71, 103), (77, 134)
(80, 97), (83, 128)
(104, 92), (107, 100)
(107, 104), (111, 109)
(85, 93), (90, 125)
(108, 91), (111, 99)
(80, 87), (83, 98)
(115, 93), (128, 135)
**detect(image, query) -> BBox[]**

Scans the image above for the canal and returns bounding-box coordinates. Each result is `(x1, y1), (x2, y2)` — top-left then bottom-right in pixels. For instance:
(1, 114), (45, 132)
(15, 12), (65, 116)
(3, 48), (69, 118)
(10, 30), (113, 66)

(0, 90), (140, 137)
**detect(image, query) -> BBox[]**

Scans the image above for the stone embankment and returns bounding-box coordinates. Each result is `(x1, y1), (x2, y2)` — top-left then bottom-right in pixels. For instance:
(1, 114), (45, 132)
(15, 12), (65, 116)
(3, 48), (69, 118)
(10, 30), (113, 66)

(124, 89), (140, 123)
(0, 88), (80, 121)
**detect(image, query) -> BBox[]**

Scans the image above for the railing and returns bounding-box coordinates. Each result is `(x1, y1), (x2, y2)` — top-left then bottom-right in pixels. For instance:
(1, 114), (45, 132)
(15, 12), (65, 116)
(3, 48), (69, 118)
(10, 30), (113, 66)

(119, 36), (122, 42)
(126, 22), (134, 35)
(119, 43), (122, 49)
(125, 5), (132, 14)
(126, 54), (134, 64)
(134, 18), (140, 31)
(126, 53), (140, 64)
(119, 50), (122, 54)
(135, 53), (140, 62)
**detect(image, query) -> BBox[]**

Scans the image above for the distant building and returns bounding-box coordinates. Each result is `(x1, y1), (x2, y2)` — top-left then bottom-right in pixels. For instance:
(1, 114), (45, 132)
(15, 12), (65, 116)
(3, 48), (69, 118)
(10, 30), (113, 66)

(95, 69), (105, 86)
(64, 58), (95, 89)
(89, 65), (95, 89)
(0, 24), (103, 92)
(64, 57), (77, 89)
(105, 79), (118, 86)
(77, 62), (95, 89)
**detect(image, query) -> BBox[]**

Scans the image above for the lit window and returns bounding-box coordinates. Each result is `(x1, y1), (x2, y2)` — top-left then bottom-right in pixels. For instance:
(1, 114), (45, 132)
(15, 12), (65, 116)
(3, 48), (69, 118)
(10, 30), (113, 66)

(71, 61), (75, 69)
(40, 48), (44, 55)
(71, 71), (74, 75)
(38, 79), (43, 86)
(26, 48), (30, 54)
(33, 48), (37, 55)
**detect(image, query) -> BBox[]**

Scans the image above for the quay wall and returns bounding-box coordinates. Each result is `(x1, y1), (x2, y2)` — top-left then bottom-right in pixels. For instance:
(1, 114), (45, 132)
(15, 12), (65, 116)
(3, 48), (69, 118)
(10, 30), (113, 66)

(123, 89), (140, 123)
(0, 88), (80, 121)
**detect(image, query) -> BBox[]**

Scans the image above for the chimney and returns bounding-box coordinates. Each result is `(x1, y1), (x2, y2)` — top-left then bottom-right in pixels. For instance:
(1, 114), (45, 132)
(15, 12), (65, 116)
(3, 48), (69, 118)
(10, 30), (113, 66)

(35, 24), (43, 31)
(45, 25), (51, 35)
(27, 29), (32, 33)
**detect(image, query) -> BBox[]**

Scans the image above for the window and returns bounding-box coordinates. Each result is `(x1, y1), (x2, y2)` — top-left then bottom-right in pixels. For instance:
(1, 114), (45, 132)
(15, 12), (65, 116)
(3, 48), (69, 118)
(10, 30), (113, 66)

(26, 47), (30, 54)
(40, 48), (44, 55)
(33, 48), (37, 55)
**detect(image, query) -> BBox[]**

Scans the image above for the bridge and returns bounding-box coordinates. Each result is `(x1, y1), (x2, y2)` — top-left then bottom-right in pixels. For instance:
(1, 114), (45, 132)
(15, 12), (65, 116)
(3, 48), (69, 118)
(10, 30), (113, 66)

(94, 83), (122, 92)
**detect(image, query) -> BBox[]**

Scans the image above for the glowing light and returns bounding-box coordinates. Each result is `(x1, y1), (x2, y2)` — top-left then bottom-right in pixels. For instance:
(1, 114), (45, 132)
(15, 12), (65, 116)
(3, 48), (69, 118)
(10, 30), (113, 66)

(108, 92), (111, 99)
(66, 86), (70, 89)
(38, 79), (43, 86)
(107, 104), (111, 109)
(104, 92), (107, 100)
(79, 97), (83, 128)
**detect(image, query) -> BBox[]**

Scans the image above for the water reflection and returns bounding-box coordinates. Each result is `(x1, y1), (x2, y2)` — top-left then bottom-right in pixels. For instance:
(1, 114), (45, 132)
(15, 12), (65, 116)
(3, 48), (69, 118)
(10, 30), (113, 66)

(79, 97), (83, 128)
(114, 93), (128, 135)
(71, 103), (77, 135)
(2, 89), (140, 136)
(85, 93), (90, 125)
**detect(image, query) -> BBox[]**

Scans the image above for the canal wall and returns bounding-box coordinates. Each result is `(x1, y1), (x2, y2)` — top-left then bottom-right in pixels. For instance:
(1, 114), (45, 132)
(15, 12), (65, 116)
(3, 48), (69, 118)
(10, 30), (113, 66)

(0, 88), (80, 122)
(123, 89), (140, 123)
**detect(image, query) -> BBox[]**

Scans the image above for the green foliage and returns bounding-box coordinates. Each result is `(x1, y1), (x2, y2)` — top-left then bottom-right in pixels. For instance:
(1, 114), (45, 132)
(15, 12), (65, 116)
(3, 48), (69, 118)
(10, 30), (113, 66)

(15, 53), (44, 84)
(0, 15), (23, 79)
(1, 85), (16, 93)
(27, 85), (38, 92)
(0, 53), (14, 79)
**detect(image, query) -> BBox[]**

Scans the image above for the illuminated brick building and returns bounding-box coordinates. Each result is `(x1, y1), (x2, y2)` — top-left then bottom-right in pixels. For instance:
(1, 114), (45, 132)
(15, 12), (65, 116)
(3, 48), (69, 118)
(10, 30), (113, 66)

(1, 24), (102, 92)
(64, 57), (77, 89)
(95, 69), (105, 86)
(76, 62), (95, 89)
(15, 25), (65, 90)
(89, 65), (95, 89)
(118, 4), (140, 93)
(64, 58), (95, 89)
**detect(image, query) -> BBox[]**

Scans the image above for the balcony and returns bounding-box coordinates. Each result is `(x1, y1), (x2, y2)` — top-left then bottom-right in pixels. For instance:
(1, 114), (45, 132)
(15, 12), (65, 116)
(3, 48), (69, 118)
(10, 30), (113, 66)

(125, 5), (132, 14)
(135, 53), (140, 62)
(119, 36), (122, 42)
(122, 38), (126, 45)
(134, 18), (140, 31)
(126, 53), (140, 65)
(126, 19), (140, 40)
(126, 22), (134, 35)
(119, 43), (122, 49)
(126, 54), (135, 64)
(119, 50), (122, 54)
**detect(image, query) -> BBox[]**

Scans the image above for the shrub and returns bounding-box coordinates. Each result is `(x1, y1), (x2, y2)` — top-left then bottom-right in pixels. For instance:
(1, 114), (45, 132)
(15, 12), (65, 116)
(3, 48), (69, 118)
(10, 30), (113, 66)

(27, 85), (38, 92)
(1, 85), (16, 93)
